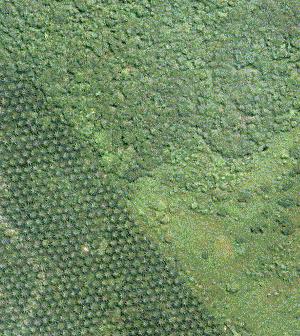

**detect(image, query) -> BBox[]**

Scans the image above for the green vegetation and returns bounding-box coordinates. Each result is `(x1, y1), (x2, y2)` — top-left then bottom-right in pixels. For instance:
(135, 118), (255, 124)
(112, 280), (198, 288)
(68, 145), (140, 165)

(0, 0), (299, 335)
(0, 72), (222, 335)
(129, 129), (300, 335)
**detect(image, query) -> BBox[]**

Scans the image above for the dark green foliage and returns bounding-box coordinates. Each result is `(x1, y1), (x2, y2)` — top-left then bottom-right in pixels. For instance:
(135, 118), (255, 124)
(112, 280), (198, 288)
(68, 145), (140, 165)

(0, 72), (221, 335)
(277, 197), (298, 209)
(237, 189), (252, 203)
(275, 216), (296, 236)
(0, 0), (299, 335)
(289, 145), (300, 159)
(293, 161), (300, 175)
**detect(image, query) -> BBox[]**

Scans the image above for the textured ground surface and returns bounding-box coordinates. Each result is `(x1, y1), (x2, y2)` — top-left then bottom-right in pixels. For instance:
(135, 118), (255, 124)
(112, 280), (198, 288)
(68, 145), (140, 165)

(0, 1), (299, 335)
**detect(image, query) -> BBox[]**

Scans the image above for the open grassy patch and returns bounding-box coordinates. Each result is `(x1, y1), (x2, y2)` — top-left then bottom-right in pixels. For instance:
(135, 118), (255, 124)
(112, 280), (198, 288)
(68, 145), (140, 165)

(128, 128), (300, 335)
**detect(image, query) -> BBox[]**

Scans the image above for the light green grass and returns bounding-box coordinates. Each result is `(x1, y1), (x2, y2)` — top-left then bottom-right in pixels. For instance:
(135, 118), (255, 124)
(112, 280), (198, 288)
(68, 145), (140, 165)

(128, 128), (300, 335)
